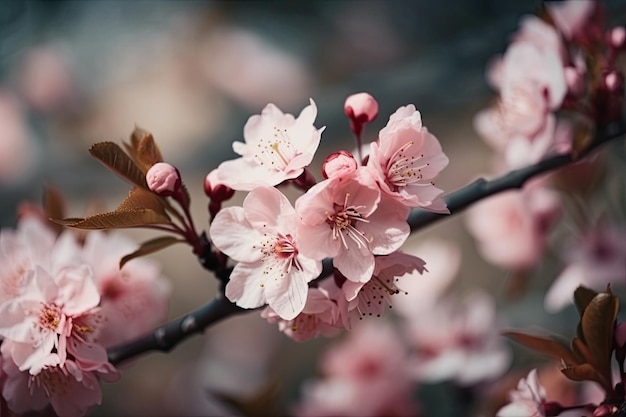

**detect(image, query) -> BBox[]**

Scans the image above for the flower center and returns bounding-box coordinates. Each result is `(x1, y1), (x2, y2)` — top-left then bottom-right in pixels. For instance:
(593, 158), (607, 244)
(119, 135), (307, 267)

(325, 193), (371, 249)
(253, 126), (297, 170)
(385, 141), (430, 190)
(255, 231), (302, 278)
(38, 303), (63, 332)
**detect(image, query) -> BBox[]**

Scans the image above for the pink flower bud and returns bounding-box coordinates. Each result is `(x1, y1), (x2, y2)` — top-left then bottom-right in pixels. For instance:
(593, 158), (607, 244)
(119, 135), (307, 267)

(610, 26), (626, 49)
(565, 66), (584, 97)
(344, 92), (379, 124)
(146, 162), (180, 196)
(322, 151), (358, 179)
(204, 169), (234, 202)
(593, 404), (618, 416)
(604, 70), (624, 92)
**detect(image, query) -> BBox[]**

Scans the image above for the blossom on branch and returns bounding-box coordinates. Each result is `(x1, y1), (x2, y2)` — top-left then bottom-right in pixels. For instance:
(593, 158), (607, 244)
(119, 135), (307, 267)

(367, 105), (449, 212)
(296, 170), (410, 282)
(210, 186), (321, 320)
(496, 369), (547, 417)
(216, 99), (324, 191)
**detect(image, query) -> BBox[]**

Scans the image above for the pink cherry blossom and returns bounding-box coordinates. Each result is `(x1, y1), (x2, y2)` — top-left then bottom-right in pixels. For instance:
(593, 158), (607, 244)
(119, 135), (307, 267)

(0, 217), (58, 303)
(2, 345), (104, 417)
(405, 291), (511, 385)
(465, 183), (561, 270)
(496, 369), (547, 417)
(210, 186), (321, 320)
(216, 99), (323, 191)
(79, 231), (171, 347)
(392, 239), (461, 318)
(261, 286), (341, 342)
(0, 264), (100, 374)
(296, 170), (410, 282)
(367, 105), (449, 212)
(341, 251), (426, 320)
(545, 224), (626, 312)
(146, 162), (181, 196)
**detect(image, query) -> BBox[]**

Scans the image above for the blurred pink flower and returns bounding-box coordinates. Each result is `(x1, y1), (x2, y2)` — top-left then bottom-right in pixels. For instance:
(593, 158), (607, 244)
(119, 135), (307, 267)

(211, 186), (321, 320)
(0, 93), (37, 184)
(545, 224), (626, 312)
(465, 183), (561, 270)
(496, 369), (546, 417)
(296, 171), (409, 283)
(405, 291), (511, 385)
(1, 347), (103, 417)
(216, 99), (323, 191)
(18, 44), (77, 112)
(547, 0), (596, 40)
(367, 105), (449, 212)
(294, 320), (419, 417)
(80, 231), (171, 347)
(201, 27), (312, 109)
(262, 286), (341, 342)
(392, 239), (461, 318)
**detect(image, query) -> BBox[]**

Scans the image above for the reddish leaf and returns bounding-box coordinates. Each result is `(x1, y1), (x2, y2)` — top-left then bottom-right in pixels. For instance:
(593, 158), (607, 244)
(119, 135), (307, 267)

(581, 292), (619, 386)
(503, 331), (579, 365)
(89, 142), (148, 189)
(571, 337), (594, 366)
(118, 187), (169, 219)
(119, 236), (183, 268)
(560, 362), (602, 383)
(574, 286), (598, 317)
(124, 127), (164, 173)
(53, 209), (171, 229)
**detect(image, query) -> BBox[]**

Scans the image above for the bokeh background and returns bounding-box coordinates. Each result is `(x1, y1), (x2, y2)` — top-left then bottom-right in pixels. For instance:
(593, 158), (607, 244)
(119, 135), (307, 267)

(0, 1), (625, 416)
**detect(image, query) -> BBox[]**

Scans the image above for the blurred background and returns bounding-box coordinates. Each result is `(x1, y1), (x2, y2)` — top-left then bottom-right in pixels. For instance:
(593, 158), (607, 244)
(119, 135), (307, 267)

(0, 1), (625, 416)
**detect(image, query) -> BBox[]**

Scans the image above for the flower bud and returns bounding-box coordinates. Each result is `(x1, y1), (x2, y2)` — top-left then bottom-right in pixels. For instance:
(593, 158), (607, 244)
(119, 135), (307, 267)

(593, 404), (618, 416)
(204, 169), (234, 202)
(344, 92), (379, 124)
(605, 70), (624, 92)
(610, 26), (626, 49)
(565, 66), (584, 97)
(146, 162), (181, 196)
(322, 151), (358, 179)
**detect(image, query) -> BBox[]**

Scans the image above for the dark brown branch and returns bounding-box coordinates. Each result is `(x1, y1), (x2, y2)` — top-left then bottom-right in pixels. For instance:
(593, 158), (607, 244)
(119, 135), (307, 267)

(108, 120), (625, 366)
(108, 296), (247, 365)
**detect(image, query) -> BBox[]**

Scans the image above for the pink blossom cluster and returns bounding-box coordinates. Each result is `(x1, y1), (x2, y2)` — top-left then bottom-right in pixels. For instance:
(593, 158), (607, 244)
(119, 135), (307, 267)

(474, 0), (623, 168)
(0, 217), (170, 417)
(466, 1), (626, 293)
(209, 97), (449, 340)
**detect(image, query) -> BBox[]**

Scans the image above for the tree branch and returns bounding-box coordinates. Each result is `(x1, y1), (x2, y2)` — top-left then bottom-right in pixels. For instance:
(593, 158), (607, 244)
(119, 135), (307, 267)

(107, 296), (247, 365)
(108, 120), (625, 366)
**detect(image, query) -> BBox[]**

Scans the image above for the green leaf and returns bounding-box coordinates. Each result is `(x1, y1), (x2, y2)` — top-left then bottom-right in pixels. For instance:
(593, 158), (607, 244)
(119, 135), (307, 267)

(503, 331), (580, 365)
(581, 292), (619, 385)
(53, 209), (171, 230)
(119, 236), (183, 268)
(89, 142), (148, 189)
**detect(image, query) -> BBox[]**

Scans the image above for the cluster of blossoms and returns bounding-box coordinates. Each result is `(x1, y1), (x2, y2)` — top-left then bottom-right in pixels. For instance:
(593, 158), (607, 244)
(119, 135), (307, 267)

(0, 215), (170, 416)
(466, 0), (626, 308)
(207, 94), (449, 340)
